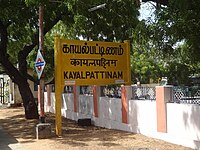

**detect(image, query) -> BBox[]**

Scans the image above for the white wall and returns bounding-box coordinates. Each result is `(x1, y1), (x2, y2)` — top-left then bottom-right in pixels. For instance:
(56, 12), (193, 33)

(96, 97), (123, 129)
(165, 103), (200, 148)
(49, 93), (55, 113)
(129, 100), (157, 134)
(44, 92), (200, 149)
(78, 95), (93, 117)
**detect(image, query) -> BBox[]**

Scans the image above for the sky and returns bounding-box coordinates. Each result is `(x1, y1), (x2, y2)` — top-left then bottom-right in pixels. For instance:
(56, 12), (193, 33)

(139, 1), (156, 21)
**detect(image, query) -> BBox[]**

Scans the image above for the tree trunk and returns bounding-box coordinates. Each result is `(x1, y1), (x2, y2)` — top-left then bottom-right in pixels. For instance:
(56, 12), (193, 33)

(0, 6), (64, 120)
(0, 52), (39, 119)
(17, 78), (39, 119)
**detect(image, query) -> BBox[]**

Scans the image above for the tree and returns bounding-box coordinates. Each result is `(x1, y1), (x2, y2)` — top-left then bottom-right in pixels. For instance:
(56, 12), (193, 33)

(130, 21), (166, 84)
(131, 0), (200, 84)
(0, 0), (139, 119)
(136, 0), (200, 85)
(155, 0), (200, 83)
(0, 0), (75, 119)
(29, 0), (140, 80)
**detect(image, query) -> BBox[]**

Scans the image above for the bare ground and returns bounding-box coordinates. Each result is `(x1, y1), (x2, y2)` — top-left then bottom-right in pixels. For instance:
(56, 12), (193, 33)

(0, 106), (193, 150)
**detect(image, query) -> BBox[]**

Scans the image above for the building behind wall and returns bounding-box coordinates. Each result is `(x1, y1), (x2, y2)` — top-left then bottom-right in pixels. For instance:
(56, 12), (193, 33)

(0, 74), (12, 104)
(0, 69), (38, 106)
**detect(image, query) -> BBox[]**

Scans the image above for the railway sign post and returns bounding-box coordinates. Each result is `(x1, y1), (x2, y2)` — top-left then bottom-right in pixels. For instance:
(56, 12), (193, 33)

(35, 49), (46, 79)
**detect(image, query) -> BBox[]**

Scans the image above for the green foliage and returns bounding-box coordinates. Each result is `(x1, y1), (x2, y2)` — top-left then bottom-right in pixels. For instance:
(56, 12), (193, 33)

(25, 0), (140, 81)
(0, 0), (37, 63)
(165, 62), (191, 85)
(60, 0), (140, 41)
(133, 0), (200, 85)
(0, 0), (80, 83)
(155, 0), (200, 62)
(4, 0), (199, 86)
(131, 21), (166, 84)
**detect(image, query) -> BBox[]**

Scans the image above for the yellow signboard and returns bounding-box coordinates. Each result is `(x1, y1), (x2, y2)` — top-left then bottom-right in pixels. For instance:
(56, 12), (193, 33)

(55, 36), (131, 86)
(54, 36), (131, 136)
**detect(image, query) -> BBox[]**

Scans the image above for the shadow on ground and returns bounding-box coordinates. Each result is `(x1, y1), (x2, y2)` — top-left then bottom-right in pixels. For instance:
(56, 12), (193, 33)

(0, 107), (136, 148)
(0, 107), (191, 150)
(0, 126), (18, 150)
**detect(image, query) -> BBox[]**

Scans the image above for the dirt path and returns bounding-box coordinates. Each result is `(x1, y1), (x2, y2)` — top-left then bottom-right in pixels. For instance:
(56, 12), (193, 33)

(0, 106), (192, 150)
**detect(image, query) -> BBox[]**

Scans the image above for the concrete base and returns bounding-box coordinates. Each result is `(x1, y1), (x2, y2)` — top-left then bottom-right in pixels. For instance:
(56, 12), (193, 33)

(36, 123), (51, 139)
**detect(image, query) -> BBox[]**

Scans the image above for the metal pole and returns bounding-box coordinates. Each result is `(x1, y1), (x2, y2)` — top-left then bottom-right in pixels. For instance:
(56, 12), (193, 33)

(88, 3), (106, 12)
(39, 5), (45, 123)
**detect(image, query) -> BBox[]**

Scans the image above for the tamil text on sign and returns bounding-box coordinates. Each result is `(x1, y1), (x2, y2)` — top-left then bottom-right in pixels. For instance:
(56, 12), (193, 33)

(54, 37), (131, 86)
